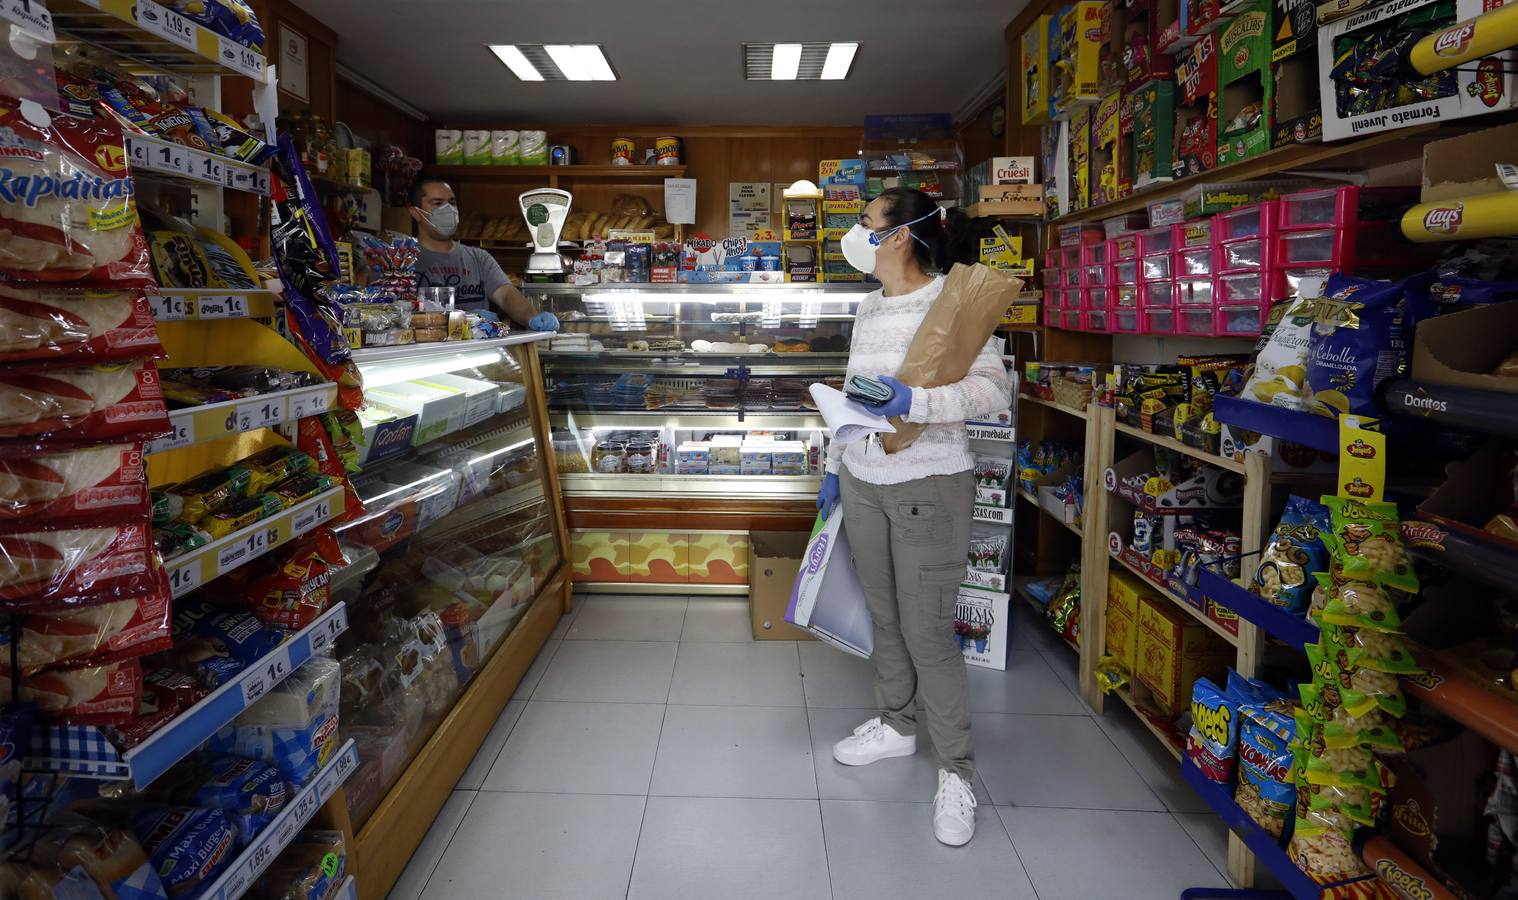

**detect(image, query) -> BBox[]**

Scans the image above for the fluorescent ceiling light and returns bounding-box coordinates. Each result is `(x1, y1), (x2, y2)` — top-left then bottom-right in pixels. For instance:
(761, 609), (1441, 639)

(771, 43), (802, 80)
(545, 44), (616, 81)
(489, 44), (542, 81)
(821, 42), (858, 79)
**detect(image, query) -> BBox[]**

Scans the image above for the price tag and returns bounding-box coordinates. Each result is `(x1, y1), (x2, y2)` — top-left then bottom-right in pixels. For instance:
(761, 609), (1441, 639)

(308, 609), (347, 656)
(218, 34), (265, 78)
(137, 0), (199, 50)
(288, 387), (330, 421)
(196, 294), (248, 320)
(220, 862), (255, 900)
(147, 292), (188, 321)
(291, 496), (333, 537)
(166, 560), (202, 599)
(240, 645), (291, 706)
(252, 169), (271, 195)
(192, 150), (225, 186)
(147, 415), (194, 454)
(0, 0), (56, 42)
(228, 166), (255, 192)
(289, 788), (320, 826)
(217, 524), (276, 572)
(147, 140), (191, 175)
(127, 138), (153, 170)
(236, 397), (285, 433)
(317, 747), (358, 798)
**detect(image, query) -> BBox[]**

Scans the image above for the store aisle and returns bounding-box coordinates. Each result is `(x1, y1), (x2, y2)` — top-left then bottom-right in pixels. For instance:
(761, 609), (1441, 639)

(387, 595), (1235, 900)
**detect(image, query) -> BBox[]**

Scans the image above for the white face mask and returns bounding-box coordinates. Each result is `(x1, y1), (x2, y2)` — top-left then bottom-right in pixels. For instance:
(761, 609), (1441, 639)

(839, 208), (940, 274)
(422, 202), (459, 239)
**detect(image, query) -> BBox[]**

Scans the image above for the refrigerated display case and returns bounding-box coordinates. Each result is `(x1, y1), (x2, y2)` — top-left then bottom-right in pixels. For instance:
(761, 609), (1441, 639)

(332, 333), (571, 899)
(524, 283), (872, 593)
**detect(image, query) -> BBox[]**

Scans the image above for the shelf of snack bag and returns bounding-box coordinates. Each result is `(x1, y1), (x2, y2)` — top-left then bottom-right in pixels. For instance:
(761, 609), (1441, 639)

(46, 0), (272, 80)
(1018, 390), (1089, 420)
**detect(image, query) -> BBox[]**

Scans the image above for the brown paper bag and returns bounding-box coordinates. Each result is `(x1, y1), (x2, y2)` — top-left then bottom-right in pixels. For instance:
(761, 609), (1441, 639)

(883, 263), (1022, 453)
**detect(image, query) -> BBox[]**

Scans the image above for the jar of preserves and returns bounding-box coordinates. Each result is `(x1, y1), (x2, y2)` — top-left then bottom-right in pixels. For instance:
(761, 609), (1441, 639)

(591, 440), (626, 473)
(552, 432), (588, 474)
(625, 440), (656, 474)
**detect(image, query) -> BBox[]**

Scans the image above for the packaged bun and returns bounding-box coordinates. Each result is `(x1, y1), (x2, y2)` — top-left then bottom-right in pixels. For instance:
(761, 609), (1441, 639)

(0, 443), (148, 524)
(0, 358), (171, 444)
(0, 287), (162, 365)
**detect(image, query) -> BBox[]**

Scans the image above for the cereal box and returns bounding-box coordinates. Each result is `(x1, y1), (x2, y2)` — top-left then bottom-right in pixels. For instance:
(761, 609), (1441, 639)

(1068, 105), (1092, 212)
(1173, 32), (1220, 177)
(1021, 16), (1053, 124)
(1054, 1), (1108, 116)
(1123, 79), (1175, 191)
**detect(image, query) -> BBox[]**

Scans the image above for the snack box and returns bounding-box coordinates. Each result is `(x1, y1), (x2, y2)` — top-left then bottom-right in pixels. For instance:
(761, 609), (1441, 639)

(1021, 16), (1054, 124)
(1068, 105), (1093, 212)
(1114, 0), (1175, 89)
(1270, 0), (1321, 147)
(818, 160), (866, 200)
(355, 403), (420, 464)
(366, 381), (469, 446)
(1172, 33), (1219, 178)
(769, 441), (808, 475)
(709, 434), (743, 467)
(475, 561), (534, 654)
(1180, 178), (1308, 219)
(418, 373), (500, 428)
(675, 441), (710, 474)
(1122, 79), (1176, 192)
(822, 199), (864, 230)
(1318, 0), (1518, 142)
(381, 462), (461, 530)
(740, 444), (773, 475)
(1135, 594), (1232, 714)
(1215, 1), (1274, 167)
(1041, 119), (1069, 218)
(1091, 91), (1124, 206)
(1157, 0), (1199, 53)
(1054, 1), (1107, 114)
(1148, 197), (1187, 226)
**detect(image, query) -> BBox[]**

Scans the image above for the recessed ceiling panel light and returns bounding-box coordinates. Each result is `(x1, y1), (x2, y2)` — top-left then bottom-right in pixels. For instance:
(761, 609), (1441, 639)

(743, 42), (861, 80)
(771, 43), (803, 80)
(820, 42), (858, 80)
(489, 44), (542, 81)
(545, 44), (617, 81)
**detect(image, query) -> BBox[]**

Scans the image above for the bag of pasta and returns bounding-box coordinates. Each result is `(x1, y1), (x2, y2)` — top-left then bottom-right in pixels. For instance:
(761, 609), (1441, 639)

(1321, 496), (1417, 593)
(1252, 495), (1330, 614)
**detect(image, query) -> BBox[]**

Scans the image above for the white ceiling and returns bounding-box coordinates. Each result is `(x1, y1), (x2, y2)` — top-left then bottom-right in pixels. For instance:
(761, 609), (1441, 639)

(293, 0), (1019, 125)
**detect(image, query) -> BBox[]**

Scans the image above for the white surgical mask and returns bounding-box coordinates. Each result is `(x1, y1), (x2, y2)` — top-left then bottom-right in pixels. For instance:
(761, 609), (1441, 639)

(839, 208), (940, 274)
(423, 202), (459, 239)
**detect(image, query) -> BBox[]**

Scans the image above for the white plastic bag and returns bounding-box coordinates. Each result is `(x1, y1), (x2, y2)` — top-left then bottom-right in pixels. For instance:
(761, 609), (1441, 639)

(785, 510), (873, 658)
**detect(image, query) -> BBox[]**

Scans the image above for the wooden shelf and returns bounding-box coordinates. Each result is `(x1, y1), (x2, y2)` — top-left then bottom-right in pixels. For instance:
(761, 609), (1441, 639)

(1113, 687), (1185, 762)
(1016, 486), (1083, 537)
(428, 164), (686, 181)
(1110, 551), (1239, 646)
(1021, 393), (1089, 420)
(1014, 577), (1079, 653)
(1113, 420), (1245, 474)
(1049, 126), (1441, 225)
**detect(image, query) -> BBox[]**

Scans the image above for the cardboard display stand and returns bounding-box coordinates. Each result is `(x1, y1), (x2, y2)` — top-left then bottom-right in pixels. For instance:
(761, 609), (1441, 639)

(1215, 1), (1274, 166)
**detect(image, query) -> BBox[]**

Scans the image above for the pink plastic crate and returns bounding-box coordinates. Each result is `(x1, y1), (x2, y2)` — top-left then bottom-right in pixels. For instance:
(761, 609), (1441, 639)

(1044, 249), (1059, 270)
(1213, 200), (1278, 241)
(1110, 233), (1140, 260)
(1110, 308), (1141, 333)
(1113, 284), (1140, 309)
(1061, 266), (1081, 287)
(1111, 259), (1140, 285)
(1216, 304), (1266, 336)
(1272, 222), (1409, 271)
(1082, 309), (1110, 333)
(1173, 219), (1213, 250)
(1042, 267), (1061, 290)
(1140, 253), (1173, 281)
(1143, 308), (1175, 334)
(1061, 287), (1083, 309)
(1085, 287), (1111, 309)
(1139, 280), (1174, 308)
(1058, 246), (1081, 269)
(1214, 270), (1277, 306)
(1136, 225), (1174, 257)
(1082, 263), (1109, 286)
(1060, 308), (1083, 330)
(1177, 307), (1216, 335)
(1217, 236), (1266, 273)
(1178, 245), (1215, 278)
(1176, 276), (1215, 307)
(1059, 224), (1105, 247)
(1081, 242), (1109, 267)
(1276, 186), (1419, 232)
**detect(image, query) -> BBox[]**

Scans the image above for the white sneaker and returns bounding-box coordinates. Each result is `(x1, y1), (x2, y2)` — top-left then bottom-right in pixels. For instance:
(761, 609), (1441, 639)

(933, 769), (977, 846)
(832, 717), (916, 766)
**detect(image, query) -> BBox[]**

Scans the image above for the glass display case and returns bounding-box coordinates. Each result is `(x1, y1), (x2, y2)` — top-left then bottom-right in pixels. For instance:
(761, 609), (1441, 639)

(526, 283), (872, 499)
(332, 334), (568, 833)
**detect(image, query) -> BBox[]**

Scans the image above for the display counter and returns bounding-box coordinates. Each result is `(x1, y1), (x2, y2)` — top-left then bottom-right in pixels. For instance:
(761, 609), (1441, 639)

(322, 332), (572, 900)
(524, 283), (870, 593)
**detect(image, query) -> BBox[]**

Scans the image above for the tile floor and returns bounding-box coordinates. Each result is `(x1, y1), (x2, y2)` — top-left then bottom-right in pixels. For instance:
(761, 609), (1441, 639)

(388, 595), (1238, 900)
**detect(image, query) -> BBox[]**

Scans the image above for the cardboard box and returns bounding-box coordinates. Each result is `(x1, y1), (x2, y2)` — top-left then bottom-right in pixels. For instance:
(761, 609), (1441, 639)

(420, 373), (498, 428)
(1135, 594), (1231, 714)
(1410, 299), (1518, 395)
(1173, 33), (1219, 177)
(1107, 569), (1158, 671)
(1219, 425), (1338, 471)
(1418, 120), (1518, 201)
(1318, 0), (1518, 142)
(1180, 178), (1306, 218)
(1021, 16), (1054, 124)
(1068, 105), (1093, 211)
(355, 404), (419, 463)
(1187, 0), (1239, 41)
(976, 183), (1045, 216)
(1091, 91), (1124, 206)
(1123, 79), (1176, 191)
(1107, 603), (1140, 672)
(749, 531), (815, 640)
(1041, 121), (1070, 218)
(1156, 0), (1200, 52)
(956, 585), (1013, 670)
(367, 381), (469, 446)
(1118, 0), (1175, 88)
(990, 156), (1038, 184)
(1270, 0), (1322, 148)
(818, 160), (866, 200)
(1054, 0), (1108, 115)
(1216, 1), (1274, 166)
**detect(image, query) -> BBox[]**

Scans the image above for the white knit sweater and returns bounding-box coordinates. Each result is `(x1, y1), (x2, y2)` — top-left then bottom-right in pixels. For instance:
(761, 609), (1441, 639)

(825, 276), (1013, 485)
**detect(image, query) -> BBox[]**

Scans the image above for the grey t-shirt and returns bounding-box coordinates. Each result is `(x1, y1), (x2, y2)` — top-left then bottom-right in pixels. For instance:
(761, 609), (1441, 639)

(416, 243), (509, 311)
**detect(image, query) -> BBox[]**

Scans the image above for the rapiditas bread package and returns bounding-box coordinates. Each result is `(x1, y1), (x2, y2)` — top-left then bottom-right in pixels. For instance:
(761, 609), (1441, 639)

(883, 263), (1021, 453)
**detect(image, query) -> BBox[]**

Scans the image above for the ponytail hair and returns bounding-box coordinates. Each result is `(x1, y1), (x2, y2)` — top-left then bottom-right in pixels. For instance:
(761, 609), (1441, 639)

(875, 187), (979, 273)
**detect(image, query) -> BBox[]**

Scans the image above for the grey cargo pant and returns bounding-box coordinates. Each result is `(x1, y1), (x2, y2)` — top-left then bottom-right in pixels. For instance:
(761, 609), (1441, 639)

(839, 466), (976, 779)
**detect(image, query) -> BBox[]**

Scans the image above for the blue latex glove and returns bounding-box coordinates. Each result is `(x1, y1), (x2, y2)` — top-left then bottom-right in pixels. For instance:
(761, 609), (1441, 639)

(817, 472), (840, 520)
(476, 309), (501, 322)
(873, 375), (914, 419)
(529, 311), (560, 332)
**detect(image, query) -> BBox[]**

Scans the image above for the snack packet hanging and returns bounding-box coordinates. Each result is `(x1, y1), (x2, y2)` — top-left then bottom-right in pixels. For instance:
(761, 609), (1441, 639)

(1312, 572), (1403, 633)
(1252, 495), (1330, 614)
(1307, 642), (1407, 719)
(0, 97), (154, 287)
(1321, 496), (1417, 593)
(1319, 623), (1419, 675)
(1234, 697), (1298, 839)
(1304, 274), (1409, 419)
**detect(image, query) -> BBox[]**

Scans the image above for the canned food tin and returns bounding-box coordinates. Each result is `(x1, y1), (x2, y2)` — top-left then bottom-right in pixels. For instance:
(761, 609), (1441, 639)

(655, 136), (682, 165)
(610, 137), (635, 166)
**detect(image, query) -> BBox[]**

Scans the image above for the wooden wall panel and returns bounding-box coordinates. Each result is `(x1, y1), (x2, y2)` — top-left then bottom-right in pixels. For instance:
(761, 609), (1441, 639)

(958, 87), (1008, 170)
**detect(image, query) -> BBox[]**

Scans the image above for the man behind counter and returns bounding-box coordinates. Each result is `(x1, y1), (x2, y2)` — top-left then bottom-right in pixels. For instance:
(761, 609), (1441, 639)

(410, 177), (559, 332)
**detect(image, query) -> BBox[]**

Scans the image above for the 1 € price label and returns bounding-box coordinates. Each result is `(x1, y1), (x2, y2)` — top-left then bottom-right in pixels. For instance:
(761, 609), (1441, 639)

(192, 151), (225, 185)
(240, 646), (291, 706)
(236, 397), (284, 433)
(288, 388), (331, 421)
(196, 295), (248, 320)
(147, 416), (194, 454)
(291, 497), (333, 537)
(166, 560), (202, 599)
(148, 293), (188, 321)
(308, 610), (347, 655)
(152, 140), (191, 175)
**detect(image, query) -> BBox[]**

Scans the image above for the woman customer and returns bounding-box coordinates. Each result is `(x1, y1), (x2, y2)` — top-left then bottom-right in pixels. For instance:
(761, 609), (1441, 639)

(817, 187), (1012, 847)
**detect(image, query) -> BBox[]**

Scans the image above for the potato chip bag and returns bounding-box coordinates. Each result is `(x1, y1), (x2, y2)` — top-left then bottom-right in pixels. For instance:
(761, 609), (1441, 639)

(1241, 298), (1315, 410)
(1305, 275), (1407, 419)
